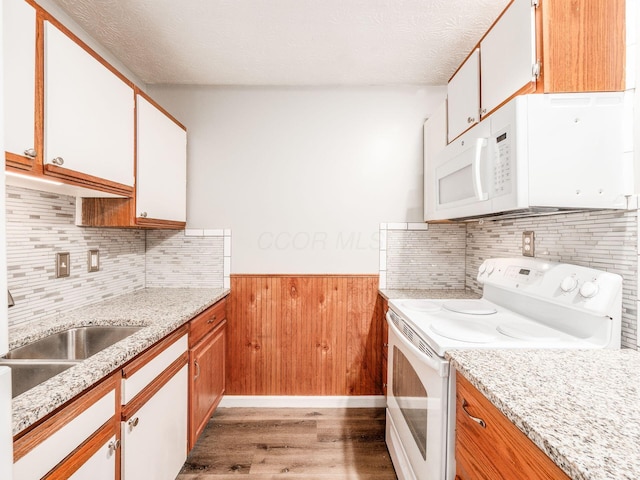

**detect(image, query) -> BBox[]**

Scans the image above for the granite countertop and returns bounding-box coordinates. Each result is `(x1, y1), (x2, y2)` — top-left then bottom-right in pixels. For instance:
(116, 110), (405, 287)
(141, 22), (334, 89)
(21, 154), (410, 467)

(8, 287), (229, 436)
(379, 288), (480, 300)
(447, 349), (640, 480)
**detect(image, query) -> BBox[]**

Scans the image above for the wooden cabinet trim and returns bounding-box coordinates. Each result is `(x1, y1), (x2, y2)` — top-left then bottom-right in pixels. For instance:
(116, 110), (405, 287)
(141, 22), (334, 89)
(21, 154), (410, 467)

(134, 217), (187, 229)
(44, 164), (134, 197)
(188, 319), (226, 449)
(13, 373), (118, 461)
(455, 372), (570, 479)
(135, 88), (186, 131)
(189, 299), (227, 348)
(121, 325), (188, 379)
(42, 419), (117, 480)
(121, 352), (188, 420)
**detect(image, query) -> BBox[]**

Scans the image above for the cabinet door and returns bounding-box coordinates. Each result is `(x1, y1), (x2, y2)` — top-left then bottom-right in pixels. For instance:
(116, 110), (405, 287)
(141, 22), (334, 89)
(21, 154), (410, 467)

(447, 48), (480, 142)
(3, 0), (37, 163)
(189, 320), (226, 448)
(136, 95), (187, 223)
(44, 21), (134, 188)
(121, 365), (188, 480)
(67, 436), (117, 480)
(423, 101), (447, 221)
(480, 0), (536, 116)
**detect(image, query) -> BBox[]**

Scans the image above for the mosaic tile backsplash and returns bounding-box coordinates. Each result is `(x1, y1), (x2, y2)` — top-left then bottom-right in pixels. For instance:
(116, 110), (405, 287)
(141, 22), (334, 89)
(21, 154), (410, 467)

(6, 185), (227, 328)
(6, 186), (145, 327)
(146, 230), (225, 288)
(383, 223), (466, 289)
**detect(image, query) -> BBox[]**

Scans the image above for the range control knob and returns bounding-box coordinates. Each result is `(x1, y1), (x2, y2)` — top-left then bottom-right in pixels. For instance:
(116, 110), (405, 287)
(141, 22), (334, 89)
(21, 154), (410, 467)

(479, 262), (487, 274)
(560, 276), (578, 293)
(579, 281), (599, 299)
(486, 264), (494, 274)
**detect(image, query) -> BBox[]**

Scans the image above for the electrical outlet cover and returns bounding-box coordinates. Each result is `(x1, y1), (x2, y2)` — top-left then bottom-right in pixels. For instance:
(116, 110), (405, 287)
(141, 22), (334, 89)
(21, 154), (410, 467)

(56, 252), (70, 278)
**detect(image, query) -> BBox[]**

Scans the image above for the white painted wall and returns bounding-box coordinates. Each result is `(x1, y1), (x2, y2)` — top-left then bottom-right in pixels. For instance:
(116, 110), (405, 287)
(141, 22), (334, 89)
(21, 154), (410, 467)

(148, 86), (445, 273)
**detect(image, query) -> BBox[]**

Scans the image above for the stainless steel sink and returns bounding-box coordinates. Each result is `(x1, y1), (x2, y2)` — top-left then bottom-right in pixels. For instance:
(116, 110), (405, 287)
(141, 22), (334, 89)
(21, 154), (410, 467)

(1, 326), (142, 397)
(4, 326), (142, 360)
(0, 360), (79, 398)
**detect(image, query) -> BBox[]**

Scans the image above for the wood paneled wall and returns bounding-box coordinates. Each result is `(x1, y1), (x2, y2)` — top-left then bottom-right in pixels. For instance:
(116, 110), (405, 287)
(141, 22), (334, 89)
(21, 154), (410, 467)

(227, 275), (384, 396)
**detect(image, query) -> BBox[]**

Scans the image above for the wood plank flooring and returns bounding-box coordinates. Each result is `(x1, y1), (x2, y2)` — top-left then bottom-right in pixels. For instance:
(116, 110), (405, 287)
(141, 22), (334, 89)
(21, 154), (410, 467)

(177, 408), (397, 480)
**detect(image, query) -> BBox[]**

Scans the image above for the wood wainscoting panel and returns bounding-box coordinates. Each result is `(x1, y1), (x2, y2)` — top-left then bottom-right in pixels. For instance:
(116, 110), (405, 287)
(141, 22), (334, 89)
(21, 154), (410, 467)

(227, 275), (384, 396)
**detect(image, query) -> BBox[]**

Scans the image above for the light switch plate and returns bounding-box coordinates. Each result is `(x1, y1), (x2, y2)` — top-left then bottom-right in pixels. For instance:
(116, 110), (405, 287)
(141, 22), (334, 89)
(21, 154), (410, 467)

(56, 252), (70, 278)
(522, 231), (535, 257)
(88, 249), (99, 272)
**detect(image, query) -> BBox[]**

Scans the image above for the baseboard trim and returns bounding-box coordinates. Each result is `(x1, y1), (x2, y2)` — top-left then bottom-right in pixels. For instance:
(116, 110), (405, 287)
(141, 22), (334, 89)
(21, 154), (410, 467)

(219, 395), (387, 408)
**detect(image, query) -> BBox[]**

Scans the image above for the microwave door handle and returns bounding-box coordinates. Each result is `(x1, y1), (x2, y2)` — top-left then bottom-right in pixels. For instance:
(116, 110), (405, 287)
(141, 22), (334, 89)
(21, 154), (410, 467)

(473, 138), (489, 201)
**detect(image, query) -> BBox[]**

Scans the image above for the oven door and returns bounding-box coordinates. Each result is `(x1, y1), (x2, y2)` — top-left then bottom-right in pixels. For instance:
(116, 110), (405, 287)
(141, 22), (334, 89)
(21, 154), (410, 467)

(386, 312), (449, 480)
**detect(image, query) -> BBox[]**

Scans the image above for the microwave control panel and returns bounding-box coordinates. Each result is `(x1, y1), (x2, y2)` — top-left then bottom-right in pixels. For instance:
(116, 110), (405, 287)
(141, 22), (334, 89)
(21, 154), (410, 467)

(492, 128), (512, 196)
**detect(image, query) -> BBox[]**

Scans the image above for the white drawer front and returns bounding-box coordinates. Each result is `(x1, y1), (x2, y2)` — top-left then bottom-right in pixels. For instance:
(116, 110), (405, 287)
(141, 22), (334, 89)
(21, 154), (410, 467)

(14, 390), (115, 480)
(121, 334), (187, 404)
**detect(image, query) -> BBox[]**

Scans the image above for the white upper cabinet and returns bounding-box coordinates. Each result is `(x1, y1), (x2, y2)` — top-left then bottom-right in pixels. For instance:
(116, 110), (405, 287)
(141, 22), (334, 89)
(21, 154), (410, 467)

(136, 95), (187, 223)
(423, 101), (447, 222)
(447, 48), (480, 142)
(44, 21), (134, 188)
(480, 0), (536, 117)
(3, 0), (36, 160)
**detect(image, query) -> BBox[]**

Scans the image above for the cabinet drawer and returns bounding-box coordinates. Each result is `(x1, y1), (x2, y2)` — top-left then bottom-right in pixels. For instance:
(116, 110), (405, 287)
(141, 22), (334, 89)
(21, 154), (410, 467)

(13, 377), (117, 480)
(455, 373), (569, 480)
(189, 299), (226, 347)
(121, 328), (188, 404)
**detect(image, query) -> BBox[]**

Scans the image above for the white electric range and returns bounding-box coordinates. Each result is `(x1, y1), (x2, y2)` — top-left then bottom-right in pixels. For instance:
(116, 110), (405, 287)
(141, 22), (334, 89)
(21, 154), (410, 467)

(384, 257), (622, 480)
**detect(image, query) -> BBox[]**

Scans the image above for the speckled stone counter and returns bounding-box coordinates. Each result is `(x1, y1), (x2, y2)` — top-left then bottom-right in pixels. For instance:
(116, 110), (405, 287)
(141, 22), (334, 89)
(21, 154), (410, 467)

(8, 287), (229, 436)
(379, 288), (480, 300)
(447, 349), (640, 480)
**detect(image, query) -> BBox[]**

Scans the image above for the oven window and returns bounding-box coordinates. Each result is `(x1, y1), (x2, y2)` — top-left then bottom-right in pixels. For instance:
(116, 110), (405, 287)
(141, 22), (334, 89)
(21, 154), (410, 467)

(392, 346), (428, 460)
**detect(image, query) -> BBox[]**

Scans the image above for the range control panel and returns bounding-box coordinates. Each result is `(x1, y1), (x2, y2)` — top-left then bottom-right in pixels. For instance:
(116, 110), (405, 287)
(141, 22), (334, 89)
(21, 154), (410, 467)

(477, 257), (622, 315)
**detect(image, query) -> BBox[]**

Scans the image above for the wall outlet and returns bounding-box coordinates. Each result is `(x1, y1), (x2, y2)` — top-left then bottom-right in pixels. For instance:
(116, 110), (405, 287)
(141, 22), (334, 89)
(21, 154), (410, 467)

(56, 252), (70, 278)
(88, 249), (99, 272)
(522, 231), (535, 257)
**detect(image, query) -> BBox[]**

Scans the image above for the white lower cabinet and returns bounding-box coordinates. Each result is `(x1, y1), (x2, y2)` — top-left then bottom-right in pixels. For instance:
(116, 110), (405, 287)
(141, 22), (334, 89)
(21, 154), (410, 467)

(13, 379), (117, 480)
(121, 365), (188, 480)
(68, 435), (117, 480)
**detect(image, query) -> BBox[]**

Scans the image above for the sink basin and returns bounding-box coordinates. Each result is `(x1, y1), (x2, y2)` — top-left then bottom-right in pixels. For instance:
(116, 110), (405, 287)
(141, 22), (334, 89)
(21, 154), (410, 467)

(0, 360), (80, 398)
(4, 326), (142, 360)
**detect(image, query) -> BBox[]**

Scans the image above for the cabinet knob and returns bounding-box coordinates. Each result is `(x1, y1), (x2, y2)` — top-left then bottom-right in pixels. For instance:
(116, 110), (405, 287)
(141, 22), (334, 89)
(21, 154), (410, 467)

(128, 417), (140, 428)
(194, 360), (200, 380)
(51, 157), (65, 166)
(139, 212), (148, 218)
(480, 108), (487, 115)
(23, 148), (37, 158)
(108, 439), (121, 453)
(467, 116), (475, 124)
(207, 315), (217, 324)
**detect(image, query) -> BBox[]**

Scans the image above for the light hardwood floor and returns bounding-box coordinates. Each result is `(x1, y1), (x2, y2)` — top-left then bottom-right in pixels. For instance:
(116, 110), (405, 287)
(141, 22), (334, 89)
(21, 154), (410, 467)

(177, 407), (397, 480)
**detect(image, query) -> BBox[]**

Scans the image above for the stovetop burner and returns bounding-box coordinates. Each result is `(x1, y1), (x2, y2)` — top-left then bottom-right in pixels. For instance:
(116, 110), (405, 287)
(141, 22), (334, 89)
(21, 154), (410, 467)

(429, 319), (499, 343)
(443, 299), (497, 315)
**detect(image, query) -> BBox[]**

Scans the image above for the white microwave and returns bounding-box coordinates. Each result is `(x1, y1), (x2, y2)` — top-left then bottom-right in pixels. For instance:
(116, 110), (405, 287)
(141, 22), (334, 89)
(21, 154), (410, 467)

(425, 93), (632, 221)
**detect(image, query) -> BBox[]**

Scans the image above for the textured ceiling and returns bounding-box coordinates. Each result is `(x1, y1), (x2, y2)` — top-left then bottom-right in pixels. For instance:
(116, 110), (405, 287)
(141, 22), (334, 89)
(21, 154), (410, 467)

(49, 0), (510, 86)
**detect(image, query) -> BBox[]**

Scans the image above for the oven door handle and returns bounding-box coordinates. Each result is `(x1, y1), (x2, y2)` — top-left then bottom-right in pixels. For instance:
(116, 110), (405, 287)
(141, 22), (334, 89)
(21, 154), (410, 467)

(386, 312), (449, 377)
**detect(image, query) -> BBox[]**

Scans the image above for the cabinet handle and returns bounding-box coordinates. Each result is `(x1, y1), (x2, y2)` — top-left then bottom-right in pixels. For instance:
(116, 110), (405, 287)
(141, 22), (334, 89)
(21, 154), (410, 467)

(462, 399), (486, 428)
(23, 148), (37, 158)
(480, 108), (487, 116)
(139, 212), (148, 218)
(194, 360), (200, 380)
(207, 315), (217, 324)
(51, 157), (64, 166)
(128, 417), (140, 428)
(108, 439), (121, 453)
(467, 116), (475, 124)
